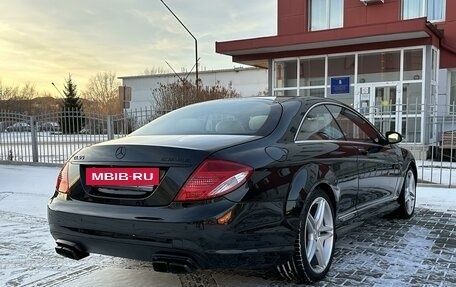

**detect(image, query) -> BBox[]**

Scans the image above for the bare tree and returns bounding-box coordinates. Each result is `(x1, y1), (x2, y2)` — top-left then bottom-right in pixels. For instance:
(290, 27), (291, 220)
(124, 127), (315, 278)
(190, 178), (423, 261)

(143, 66), (169, 75)
(19, 82), (38, 113)
(0, 81), (19, 102)
(0, 81), (39, 113)
(82, 71), (121, 115)
(0, 81), (63, 114)
(253, 85), (269, 97)
(152, 79), (240, 112)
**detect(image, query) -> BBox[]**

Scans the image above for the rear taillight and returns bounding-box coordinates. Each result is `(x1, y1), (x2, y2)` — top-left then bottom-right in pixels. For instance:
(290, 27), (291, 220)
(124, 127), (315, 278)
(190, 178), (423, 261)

(175, 159), (253, 202)
(56, 162), (70, 193)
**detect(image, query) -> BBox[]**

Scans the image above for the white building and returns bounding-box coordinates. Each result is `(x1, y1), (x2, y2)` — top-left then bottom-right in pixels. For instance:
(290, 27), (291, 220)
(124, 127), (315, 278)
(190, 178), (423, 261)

(119, 67), (268, 111)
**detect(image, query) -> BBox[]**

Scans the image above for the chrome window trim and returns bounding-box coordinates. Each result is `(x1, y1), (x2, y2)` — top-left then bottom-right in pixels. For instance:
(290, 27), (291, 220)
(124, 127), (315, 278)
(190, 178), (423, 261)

(293, 101), (385, 144)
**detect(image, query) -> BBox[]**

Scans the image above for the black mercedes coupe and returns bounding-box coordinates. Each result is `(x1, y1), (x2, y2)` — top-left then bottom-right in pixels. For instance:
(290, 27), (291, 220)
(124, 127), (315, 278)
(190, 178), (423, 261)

(47, 97), (416, 283)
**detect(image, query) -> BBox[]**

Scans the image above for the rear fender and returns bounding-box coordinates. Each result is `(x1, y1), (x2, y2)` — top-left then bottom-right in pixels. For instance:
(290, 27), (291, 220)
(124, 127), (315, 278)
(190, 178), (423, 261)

(284, 164), (338, 230)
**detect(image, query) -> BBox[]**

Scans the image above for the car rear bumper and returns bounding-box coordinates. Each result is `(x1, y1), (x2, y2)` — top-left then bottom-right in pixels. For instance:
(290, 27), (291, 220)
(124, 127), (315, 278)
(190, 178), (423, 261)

(47, 196), (296, 271)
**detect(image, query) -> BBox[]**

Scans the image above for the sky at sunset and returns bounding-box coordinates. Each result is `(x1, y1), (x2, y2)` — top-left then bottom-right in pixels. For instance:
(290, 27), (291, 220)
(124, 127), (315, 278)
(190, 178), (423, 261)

(0, 0), (276, 95)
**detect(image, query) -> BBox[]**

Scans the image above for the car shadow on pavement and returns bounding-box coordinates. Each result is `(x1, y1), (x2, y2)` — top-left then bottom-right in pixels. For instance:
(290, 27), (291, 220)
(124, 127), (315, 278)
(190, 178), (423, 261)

(179, 208), (456, 287)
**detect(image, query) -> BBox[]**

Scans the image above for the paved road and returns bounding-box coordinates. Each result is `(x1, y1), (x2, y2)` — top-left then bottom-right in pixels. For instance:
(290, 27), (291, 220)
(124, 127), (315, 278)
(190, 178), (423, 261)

(1, 203), (455, 286)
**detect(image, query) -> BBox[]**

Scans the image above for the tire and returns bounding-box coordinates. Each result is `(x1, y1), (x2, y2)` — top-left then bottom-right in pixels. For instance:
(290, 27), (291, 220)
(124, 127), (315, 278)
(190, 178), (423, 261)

(397, 168), (416, 219)
(277, 188), (335, 283)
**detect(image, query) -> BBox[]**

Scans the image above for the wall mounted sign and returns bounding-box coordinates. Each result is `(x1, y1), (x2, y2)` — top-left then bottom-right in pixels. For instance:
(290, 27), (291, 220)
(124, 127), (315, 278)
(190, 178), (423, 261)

(330, 77), (350, 94)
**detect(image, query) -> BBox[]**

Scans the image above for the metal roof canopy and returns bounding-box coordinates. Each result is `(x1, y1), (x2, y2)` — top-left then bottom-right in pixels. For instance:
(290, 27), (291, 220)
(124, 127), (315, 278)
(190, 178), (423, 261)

(216, 18), (442, 68)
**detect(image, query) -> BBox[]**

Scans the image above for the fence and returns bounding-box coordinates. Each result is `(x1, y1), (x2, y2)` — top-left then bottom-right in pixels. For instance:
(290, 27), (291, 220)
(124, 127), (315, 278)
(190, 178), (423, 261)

(356, 101), (456, 187)
(0, 108), (167, 164)
(1, 103), (456, 187)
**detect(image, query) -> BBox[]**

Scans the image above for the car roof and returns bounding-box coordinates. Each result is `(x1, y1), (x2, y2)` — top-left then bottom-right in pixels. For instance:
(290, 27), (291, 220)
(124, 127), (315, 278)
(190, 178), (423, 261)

(213, 96), (341, 103)
(209, 96), (352, 111)
(252, 96), (348, 107)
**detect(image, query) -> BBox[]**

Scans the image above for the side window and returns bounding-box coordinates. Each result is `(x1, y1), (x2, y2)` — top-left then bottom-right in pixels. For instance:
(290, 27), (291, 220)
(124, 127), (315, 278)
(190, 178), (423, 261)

(328, 105), (379, 143)
(296, 105), (345, 141)
(309, 0), (344, 31)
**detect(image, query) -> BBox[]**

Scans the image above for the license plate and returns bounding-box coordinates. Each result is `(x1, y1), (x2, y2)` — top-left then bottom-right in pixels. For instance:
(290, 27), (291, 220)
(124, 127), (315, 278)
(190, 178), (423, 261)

(86, 167), (160, 186)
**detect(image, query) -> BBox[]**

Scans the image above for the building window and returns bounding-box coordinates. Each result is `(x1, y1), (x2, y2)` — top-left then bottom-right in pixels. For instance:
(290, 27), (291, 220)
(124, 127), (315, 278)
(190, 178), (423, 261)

(358, 51), (401, 83)
(450, 72), (456, 113)
(309, 0), (343, 31)
(300, 88), (325, 98)
(274, 60), (297, 88)
(403, 49), (423, 81)
(403, 83), (422, 113)
(402, 0), (445, 22)
(328, 55), (355, 84)
(300, 58), (325, 87)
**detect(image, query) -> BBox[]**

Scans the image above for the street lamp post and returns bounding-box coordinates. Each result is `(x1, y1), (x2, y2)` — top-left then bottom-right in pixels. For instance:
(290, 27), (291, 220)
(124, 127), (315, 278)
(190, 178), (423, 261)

(51, 82), (65, 98)
(160, 0), (199, 94)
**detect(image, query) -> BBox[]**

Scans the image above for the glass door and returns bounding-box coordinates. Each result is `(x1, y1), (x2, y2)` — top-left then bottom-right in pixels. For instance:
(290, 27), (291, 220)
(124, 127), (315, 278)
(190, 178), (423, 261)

(373, 85), (398, 134)
(356, 84), (400, 134)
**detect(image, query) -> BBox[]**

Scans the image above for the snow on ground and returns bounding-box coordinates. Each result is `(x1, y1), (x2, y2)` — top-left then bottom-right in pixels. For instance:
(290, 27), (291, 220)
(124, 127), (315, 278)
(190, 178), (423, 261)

(416, 160), (456, 186)
(0, 164), (455, 286)
(0, 165), (181, 287)
(0, 165), (58, 218)
(416, 185), (456, 212)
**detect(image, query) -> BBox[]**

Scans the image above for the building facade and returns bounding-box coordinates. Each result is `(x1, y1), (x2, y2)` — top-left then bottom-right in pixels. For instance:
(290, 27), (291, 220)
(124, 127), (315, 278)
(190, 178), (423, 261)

(216, 0), (456, 146)
(119, 68), (268, 111)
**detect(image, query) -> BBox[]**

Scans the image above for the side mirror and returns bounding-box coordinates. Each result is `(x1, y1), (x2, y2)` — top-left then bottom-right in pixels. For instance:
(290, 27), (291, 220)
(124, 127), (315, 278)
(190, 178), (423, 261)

(385, 131), (402, 144)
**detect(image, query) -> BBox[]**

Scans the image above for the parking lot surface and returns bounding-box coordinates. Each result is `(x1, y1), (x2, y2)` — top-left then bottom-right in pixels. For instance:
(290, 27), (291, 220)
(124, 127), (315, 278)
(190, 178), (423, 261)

(2, 207), (455, 286)
(0, 165), (455, 286)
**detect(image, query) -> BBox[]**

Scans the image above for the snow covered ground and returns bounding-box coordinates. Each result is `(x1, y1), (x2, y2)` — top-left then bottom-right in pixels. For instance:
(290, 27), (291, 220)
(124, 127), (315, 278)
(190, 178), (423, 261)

(0, 165), (455, 286)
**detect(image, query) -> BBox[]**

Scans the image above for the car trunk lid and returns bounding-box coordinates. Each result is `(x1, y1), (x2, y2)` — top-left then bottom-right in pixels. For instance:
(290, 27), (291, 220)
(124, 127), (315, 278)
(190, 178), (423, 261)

(67, 135), (259, 206)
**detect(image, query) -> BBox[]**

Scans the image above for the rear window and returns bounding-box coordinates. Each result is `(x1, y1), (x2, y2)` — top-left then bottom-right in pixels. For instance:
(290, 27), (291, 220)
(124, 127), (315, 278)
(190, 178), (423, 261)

(131, 99), (281, 136)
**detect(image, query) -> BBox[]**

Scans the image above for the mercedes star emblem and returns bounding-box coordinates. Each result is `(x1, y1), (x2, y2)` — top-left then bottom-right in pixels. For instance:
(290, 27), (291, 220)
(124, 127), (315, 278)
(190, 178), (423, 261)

(115, 147), (127, 159)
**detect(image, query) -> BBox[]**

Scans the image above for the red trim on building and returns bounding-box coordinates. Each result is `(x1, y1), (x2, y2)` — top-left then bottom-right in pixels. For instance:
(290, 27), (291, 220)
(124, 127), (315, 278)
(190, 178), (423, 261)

(217, 18), (441, 65)
(231, 38), (433, 68)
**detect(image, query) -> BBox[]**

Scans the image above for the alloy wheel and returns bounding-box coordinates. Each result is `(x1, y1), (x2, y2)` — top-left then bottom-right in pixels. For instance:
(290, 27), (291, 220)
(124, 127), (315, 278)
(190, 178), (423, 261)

(404, 170), (416, 215)
(304, 197), (334, 274)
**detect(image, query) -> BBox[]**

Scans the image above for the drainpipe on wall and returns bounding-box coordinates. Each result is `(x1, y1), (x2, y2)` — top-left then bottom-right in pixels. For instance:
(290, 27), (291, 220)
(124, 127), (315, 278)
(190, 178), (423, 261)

(425, 22), (456, 55)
